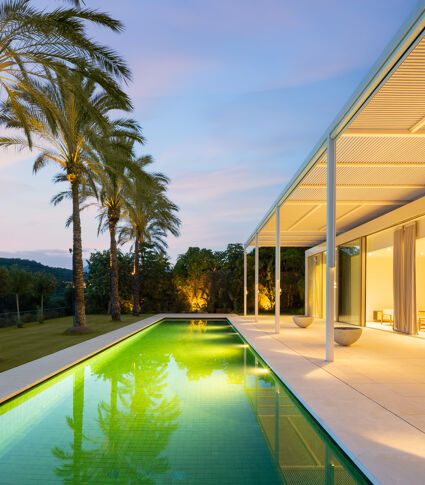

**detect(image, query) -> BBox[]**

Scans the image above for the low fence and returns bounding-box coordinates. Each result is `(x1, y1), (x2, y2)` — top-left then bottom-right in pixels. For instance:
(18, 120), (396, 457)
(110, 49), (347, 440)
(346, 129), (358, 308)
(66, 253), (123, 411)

(0, 307), (71, 327)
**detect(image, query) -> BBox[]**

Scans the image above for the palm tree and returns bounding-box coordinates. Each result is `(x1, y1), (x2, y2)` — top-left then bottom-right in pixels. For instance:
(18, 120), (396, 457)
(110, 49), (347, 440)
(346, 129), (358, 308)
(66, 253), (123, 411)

(93, 150), (156, 321)
(64, 129), (148, 321)
(0, 70), (133, 332)
(0, 0), (130, 143)
(119, 158), (181, 316)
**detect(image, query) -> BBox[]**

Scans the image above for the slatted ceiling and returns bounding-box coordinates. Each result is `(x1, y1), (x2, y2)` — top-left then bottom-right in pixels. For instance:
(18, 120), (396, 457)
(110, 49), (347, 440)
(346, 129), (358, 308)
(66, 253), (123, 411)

(350, 37), (425, 131)
(302, 165), (425, 185)
(282, 205), (324, 231)
(261, 203), (321, 232)
(248, 21), (425, 249)
(290, 186), (425, 201)
(336, 135), (425, 163)
(281, 204), (327, 232)
(335, 204), (398, 233)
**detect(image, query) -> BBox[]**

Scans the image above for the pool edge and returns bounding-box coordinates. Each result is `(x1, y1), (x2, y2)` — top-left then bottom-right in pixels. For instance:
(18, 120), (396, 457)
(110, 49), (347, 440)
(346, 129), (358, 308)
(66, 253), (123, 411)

(0, 313), (234, 405)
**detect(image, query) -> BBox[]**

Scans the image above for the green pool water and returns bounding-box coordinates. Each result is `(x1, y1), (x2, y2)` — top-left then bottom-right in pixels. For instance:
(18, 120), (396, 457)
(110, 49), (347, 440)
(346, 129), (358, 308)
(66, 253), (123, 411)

(0, 319), (369, 484)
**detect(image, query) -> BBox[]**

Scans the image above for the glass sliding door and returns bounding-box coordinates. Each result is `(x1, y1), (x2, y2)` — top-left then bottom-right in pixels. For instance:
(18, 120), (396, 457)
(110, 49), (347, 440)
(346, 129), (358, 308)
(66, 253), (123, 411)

(338, 239), (361, 326)
(366, 229), (393, 328)
(416, 217), (425, 332)
(307, 253), (324, 318)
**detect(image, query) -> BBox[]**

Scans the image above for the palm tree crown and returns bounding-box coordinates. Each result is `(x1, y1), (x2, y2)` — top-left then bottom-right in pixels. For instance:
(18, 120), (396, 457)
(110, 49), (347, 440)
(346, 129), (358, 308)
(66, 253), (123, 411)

(119, 156), (181, 315)
(0, 0), (130, 142)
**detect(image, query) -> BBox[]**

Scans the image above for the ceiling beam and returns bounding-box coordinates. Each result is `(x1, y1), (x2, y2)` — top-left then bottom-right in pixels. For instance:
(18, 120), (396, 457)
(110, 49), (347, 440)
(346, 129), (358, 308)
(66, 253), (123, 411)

(317, 162), (425, 168)
(284, 200), (406, 206)
(286, 205), (322, 231)
(249, 243), (314, 247)
(300, 184), (425, 189)
(260, 231), (326, 236)
(342, 129), (425, 137)
(410, 115), (425, 134)
(319, 204), (364, 231)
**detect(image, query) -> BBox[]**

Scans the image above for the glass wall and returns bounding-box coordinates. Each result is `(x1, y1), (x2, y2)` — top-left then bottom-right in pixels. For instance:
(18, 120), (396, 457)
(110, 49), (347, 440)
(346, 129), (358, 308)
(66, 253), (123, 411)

(366, 229), (393, 326)
(338, 239), (361, 325)
(307, 253), (324, 318)
(416, 217), (425, 329)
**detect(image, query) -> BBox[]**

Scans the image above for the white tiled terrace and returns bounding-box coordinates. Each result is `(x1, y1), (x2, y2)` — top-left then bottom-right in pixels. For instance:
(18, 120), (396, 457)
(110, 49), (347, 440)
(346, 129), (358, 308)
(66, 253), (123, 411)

(228, 314), (425, 485)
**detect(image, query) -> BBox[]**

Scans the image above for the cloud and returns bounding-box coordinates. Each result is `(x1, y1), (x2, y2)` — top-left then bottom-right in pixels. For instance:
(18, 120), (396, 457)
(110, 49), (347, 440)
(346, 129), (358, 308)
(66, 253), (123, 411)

(169, 163), (288, 204)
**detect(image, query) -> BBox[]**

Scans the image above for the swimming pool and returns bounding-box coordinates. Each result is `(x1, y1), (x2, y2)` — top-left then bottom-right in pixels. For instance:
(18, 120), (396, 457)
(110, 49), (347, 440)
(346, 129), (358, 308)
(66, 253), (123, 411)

(0, 319), (369, 484)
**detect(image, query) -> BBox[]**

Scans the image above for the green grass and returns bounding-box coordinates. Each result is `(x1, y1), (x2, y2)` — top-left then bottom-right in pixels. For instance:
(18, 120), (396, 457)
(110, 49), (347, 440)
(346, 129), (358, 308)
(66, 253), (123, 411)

(0, 314), (152, 373)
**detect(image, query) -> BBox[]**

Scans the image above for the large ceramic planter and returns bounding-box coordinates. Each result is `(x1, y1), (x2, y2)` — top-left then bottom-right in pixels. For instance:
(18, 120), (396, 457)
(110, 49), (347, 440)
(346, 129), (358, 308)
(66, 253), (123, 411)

(334, 326), (362, 346)
(292, 316), (314, 328)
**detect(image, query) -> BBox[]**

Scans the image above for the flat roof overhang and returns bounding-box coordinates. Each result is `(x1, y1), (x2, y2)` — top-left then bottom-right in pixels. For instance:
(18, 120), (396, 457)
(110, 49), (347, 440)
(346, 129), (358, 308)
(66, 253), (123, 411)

(246, 0), (425, 249)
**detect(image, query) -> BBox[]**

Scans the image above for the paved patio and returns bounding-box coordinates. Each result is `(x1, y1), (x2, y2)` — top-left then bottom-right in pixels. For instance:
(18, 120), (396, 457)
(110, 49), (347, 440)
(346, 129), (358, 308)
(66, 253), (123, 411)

(228, 314), (425, 485)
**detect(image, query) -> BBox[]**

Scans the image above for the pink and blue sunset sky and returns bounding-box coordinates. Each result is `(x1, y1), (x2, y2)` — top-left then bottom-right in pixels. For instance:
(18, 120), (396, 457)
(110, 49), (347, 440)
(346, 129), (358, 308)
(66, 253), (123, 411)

(0, 0), (418, 268)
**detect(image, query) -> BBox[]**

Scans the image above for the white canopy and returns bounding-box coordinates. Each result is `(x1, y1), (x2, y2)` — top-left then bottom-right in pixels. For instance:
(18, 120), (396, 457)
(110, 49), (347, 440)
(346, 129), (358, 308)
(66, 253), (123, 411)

(246, 1), (425, 249)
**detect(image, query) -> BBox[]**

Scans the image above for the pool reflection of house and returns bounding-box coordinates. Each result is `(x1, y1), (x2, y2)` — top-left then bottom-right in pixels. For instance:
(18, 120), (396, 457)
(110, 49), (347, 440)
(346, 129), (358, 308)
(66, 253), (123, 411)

(243, 351), (361, 484)
(243, 1), (425, 360)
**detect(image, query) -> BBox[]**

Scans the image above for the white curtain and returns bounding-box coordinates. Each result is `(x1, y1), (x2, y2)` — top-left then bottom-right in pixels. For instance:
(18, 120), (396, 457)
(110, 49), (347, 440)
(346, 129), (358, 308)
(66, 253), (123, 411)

(404, 223), (417, 334)
(393, 227), (404, 332)
(393, 223), (417, 334)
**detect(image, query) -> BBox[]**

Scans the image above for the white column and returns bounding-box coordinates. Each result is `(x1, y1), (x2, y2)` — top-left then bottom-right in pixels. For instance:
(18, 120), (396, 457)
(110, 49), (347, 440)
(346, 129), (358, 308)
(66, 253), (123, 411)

(243, 246), (247, 317)
(326, 135), (336, 362)
(304, 252), (309, 316)
(255, 233), (259, 322)
(275, 206), (280, 333)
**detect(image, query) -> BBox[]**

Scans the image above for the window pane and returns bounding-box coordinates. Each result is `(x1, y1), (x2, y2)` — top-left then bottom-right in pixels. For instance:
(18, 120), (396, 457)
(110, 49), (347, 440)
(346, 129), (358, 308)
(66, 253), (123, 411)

(338, 239), (361, 325)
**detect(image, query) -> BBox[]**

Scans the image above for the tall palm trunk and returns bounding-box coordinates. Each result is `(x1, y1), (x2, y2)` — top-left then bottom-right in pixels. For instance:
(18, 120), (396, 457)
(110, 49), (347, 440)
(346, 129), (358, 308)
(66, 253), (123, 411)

(70, 180), (87, 330)
(109, 217), (121, 321)
(132, 236), (140, 316)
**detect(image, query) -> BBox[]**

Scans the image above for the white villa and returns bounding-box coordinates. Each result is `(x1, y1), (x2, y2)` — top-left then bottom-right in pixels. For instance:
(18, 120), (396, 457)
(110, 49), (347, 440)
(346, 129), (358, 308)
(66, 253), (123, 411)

(243, 0), (425, 361)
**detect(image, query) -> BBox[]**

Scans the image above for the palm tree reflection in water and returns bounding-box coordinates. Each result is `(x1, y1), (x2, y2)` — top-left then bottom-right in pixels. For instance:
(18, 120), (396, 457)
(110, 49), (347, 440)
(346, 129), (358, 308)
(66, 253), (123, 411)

(52, 337), (180, 484)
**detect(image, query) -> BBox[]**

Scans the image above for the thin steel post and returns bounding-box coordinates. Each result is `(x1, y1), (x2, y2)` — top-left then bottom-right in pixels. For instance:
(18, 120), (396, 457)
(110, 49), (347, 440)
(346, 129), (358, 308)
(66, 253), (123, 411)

(326, 135), (336, 362)
(275, 206), (281, 333)
(244, 246), (247, 317)
(255, 234), (259, 322)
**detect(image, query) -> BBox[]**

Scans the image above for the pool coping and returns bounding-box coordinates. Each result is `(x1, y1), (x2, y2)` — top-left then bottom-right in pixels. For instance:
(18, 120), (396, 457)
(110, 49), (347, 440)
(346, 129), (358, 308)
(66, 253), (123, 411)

(0, 313), (233, 404)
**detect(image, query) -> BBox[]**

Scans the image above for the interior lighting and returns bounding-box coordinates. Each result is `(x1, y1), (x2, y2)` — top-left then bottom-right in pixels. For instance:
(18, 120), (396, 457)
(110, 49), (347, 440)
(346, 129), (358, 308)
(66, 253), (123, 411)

(255, 368), (270, 374)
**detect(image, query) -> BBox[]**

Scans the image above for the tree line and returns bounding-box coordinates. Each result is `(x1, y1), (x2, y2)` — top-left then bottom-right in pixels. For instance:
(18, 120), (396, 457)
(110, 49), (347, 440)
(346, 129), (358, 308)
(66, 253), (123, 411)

(0, 1), (180, 332)
(0, 266), (57, 326)
(85, 244), (305, 315)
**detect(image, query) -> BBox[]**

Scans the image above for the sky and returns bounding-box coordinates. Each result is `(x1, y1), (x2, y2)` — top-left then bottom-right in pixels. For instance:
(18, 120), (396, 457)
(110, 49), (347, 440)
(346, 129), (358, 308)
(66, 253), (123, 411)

(0, 0), (419, 268)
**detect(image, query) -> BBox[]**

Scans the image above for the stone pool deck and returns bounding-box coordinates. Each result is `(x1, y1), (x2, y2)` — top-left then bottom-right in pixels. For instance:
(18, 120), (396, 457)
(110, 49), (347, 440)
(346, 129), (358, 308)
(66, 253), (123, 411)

(1, 313), (425, 484)
(228, 314), (425, 485)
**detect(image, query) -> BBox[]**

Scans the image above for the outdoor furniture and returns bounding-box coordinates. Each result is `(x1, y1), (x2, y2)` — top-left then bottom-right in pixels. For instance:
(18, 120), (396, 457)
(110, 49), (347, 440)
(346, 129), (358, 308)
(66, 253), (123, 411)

(418, 311), (425, 331)
(381, 309), (393, 325)
(292, 316), (314, 328)
(373, 310), (382, 322)
(334, 327), (362, 346)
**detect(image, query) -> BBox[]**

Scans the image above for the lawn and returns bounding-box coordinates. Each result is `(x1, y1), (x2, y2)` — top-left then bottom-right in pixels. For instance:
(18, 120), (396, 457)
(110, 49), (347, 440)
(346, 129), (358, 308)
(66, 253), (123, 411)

(0, 314), (151, 373)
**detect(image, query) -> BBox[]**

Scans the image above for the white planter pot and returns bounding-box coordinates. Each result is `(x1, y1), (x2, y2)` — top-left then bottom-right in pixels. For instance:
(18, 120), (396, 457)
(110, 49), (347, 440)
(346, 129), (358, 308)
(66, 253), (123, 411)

(334, 326), (362, 346)
(292, 316), (314, 328)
